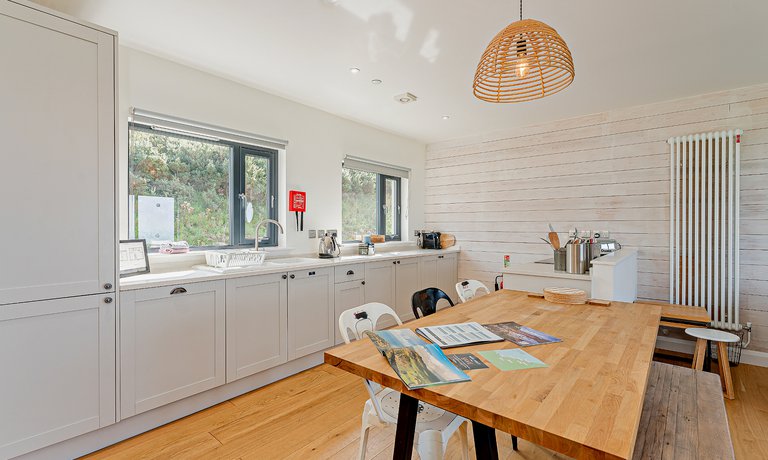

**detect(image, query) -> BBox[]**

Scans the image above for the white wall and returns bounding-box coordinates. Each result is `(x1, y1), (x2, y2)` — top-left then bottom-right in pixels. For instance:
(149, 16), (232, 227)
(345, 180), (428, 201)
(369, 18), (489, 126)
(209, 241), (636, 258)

(426, 83), (768, 353)
(118, 47), (425, 254)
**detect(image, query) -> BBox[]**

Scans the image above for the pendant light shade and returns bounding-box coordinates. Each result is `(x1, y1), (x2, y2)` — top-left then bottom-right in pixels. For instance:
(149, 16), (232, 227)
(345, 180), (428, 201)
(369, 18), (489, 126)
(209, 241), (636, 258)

(473, 18), (574, 103)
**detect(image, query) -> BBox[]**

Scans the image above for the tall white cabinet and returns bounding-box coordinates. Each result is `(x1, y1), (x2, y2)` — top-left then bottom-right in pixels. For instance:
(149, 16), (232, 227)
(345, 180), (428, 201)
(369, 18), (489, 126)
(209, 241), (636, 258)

(0, 2), (117, 458)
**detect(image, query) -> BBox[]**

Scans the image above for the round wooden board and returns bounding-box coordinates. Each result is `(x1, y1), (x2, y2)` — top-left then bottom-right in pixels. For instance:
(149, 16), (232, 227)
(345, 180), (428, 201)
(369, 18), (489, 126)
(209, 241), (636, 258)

(543, 287), (588, 305)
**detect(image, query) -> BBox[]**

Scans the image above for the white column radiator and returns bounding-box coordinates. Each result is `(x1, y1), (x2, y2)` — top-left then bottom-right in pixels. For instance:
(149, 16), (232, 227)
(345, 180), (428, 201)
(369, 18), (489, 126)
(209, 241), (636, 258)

(668, 130), (742, 330)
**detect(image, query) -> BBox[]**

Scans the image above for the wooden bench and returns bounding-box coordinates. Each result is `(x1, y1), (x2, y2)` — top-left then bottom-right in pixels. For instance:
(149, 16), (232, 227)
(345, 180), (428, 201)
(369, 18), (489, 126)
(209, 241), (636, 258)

(633, 362), (734, 459)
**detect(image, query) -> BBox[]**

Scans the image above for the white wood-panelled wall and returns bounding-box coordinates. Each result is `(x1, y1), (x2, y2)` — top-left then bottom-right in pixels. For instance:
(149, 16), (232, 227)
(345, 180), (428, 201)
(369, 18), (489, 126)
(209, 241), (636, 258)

(425, 83), (768, 353)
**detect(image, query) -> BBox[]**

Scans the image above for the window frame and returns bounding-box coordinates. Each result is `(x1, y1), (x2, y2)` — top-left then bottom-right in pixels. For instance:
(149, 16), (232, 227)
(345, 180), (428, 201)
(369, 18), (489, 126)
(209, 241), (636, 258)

(341, 166), (402, 243)
(128, 122), (279, 250)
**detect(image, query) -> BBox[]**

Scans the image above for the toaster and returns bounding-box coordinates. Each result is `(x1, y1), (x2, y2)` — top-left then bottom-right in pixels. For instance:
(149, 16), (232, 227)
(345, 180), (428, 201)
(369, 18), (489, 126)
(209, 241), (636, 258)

(419, 232), (441, 249)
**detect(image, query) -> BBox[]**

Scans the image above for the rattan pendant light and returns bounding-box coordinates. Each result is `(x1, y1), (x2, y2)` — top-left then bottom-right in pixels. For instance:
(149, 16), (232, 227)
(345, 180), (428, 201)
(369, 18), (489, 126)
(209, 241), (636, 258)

(473, 0), (574, 103)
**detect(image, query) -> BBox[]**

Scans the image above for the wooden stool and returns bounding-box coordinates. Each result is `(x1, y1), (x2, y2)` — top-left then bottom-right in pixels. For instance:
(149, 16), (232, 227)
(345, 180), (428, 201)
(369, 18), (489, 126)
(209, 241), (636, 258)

(685, 328), (740, 400)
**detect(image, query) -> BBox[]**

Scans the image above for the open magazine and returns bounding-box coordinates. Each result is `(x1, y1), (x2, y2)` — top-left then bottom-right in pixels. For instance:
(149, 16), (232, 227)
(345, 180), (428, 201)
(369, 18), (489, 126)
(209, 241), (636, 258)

(365, 329), (471, 390)
(415, 322), (504, 348)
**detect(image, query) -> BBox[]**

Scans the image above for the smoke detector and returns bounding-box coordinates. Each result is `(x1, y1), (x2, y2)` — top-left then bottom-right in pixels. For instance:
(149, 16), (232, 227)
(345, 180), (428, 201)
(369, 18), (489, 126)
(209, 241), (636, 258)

(394, 92), (418, 104)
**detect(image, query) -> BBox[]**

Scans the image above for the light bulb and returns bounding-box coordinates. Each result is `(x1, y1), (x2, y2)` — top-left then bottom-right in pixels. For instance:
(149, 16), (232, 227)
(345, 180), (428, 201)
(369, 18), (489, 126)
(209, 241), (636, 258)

(516, 61), (528, 78)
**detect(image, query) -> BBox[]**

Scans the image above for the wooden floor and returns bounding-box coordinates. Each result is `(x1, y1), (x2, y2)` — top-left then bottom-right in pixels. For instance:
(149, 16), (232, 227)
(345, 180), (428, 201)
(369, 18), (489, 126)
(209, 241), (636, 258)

(84, 362), (768, 460)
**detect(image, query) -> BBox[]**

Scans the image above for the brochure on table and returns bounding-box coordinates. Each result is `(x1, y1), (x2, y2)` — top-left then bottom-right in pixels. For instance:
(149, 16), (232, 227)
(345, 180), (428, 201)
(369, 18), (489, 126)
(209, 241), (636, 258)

(365, 329), (470, 390)
(415, 322), (504, 348)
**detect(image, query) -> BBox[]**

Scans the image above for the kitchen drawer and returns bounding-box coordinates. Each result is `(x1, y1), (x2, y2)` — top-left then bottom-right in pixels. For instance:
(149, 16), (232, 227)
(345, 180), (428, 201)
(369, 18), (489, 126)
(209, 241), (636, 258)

(335, 264), (364, 283)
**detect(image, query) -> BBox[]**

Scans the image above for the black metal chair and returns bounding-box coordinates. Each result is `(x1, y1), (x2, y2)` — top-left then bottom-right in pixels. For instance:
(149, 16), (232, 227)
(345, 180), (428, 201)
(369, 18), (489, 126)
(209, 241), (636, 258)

(411, 287), (455, 319)
(411, 286), (520, 451)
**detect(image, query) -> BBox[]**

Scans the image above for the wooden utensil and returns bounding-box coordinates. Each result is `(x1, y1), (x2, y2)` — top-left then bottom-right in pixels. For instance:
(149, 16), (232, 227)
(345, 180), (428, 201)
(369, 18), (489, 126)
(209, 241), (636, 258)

(440, 233), (456, 248)
(548, 231), (560, 250)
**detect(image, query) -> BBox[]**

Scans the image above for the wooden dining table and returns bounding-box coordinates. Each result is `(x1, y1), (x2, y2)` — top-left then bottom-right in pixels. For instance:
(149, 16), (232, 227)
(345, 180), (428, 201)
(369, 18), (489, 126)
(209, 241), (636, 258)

(324, 289), (662, 460)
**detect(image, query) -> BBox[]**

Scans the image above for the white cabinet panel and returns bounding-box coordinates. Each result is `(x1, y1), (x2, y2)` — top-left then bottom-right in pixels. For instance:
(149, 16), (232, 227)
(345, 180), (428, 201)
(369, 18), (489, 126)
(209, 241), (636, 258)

(420, 255), (439, 289)
(0, 294), (115, 459)
(0, 2), (115, 305)
(226, 273), (288, 382)
(395, 259), (421, 321)
(364, 260), (396, 308)
(287, 267), (334, 360)
(120, 281), (226, 418)
(436, 253), (459, 303)
(334, 280), (366, 345)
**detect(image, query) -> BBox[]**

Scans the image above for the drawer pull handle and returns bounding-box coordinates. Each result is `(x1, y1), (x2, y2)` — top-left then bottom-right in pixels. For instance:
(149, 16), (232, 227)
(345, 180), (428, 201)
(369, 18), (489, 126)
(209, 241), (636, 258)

(309, 271), (316, 276)
(346, 270), (355, 275)
(170, 287), (187, 295)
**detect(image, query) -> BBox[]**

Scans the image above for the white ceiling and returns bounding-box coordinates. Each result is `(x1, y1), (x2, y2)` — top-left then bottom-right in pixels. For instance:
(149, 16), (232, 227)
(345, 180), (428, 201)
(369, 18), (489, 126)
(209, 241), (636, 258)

(38, 0), (768, 143)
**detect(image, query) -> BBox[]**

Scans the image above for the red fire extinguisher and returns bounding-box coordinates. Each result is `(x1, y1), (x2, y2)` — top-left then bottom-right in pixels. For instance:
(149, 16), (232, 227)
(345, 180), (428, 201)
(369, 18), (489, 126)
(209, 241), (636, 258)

(494, 275), (503, 291)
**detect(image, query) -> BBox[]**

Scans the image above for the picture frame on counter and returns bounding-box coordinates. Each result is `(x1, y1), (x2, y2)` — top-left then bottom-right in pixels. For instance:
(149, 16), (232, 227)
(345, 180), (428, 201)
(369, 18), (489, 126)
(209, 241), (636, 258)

(119, 239), (150, 277)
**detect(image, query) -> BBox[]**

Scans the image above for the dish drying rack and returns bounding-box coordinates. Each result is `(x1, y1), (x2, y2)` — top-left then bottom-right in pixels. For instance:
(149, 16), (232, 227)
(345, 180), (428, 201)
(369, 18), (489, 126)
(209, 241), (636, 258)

(205, 249), (266, 268)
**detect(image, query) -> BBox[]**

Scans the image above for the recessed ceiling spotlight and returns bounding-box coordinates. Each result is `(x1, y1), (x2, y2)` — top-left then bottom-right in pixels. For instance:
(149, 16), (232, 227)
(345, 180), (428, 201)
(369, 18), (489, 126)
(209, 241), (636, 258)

(442, 115), (451, 120)
(394, 92), (418, 104)
(371, 79), (382, 85)
(349, 67), (360, 74)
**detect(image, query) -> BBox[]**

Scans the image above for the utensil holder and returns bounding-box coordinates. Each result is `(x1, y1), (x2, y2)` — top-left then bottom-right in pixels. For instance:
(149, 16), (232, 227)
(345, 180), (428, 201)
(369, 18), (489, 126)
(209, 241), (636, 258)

(566, 242), (589, 274)
(554, 248), (566, 271)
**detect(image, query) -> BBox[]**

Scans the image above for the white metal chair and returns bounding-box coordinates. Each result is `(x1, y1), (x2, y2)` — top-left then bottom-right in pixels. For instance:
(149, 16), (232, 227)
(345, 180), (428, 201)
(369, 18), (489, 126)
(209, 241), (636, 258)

(338, 303), (469, 460)
(455, 280), (491, 303)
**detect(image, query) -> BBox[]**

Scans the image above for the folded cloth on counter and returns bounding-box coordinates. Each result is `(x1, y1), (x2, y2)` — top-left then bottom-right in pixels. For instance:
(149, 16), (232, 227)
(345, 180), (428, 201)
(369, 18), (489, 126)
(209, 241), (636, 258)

(159, 241), (190, 254)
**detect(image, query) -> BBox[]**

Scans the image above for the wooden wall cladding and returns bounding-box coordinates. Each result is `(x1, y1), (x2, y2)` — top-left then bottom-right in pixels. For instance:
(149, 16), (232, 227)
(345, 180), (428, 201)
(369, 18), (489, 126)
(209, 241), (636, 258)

(425, 83), (768, 352)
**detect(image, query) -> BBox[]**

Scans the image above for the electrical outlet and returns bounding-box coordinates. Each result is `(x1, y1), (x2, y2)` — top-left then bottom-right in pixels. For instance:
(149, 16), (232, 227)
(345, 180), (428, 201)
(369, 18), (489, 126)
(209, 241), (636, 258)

(308, 229), (317, 238)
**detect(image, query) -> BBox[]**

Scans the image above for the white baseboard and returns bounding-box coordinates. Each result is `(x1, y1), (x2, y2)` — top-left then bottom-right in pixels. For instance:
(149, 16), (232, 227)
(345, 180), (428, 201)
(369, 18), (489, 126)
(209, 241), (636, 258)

(656, 336), (768, 367)
(15, 352), (325, 460)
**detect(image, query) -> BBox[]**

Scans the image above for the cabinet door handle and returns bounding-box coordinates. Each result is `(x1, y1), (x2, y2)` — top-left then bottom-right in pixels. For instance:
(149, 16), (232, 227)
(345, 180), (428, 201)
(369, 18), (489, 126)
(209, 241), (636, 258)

(392, 261), (397, 265)
(346, 270), (354, 275)
(290, 274), (296, 279)
(397, 260), (400, 264)
(308, 271), (316, 276)
(438, 255), (444, 259)
(361, 281), (365, 285)
(282, 274), (287, 279)
(103, 283), (113, 290)
(170, 287), (187, 295)
(104, 297), (113, 304)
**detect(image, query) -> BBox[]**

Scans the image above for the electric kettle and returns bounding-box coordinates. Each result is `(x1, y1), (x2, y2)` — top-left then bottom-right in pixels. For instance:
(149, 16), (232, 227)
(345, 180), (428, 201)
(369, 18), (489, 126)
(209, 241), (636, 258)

(318, 233), (341, 259)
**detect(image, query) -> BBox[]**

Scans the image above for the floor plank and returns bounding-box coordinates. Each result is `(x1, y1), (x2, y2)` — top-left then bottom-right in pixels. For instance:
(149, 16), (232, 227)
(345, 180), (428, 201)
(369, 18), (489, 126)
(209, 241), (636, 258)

(82, 362), (768, 459)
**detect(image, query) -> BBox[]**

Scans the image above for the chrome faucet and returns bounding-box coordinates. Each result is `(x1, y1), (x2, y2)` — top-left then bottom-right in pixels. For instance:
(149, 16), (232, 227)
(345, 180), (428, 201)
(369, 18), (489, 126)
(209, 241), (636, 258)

(254, 219), (284, 251)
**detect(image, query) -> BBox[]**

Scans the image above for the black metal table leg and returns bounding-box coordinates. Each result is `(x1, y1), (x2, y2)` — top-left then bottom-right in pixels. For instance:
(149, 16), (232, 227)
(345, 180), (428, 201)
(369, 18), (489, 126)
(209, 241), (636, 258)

(393, 393), (419, 460)
(511, 434), (518, 451)
(472, 421), (499, 460)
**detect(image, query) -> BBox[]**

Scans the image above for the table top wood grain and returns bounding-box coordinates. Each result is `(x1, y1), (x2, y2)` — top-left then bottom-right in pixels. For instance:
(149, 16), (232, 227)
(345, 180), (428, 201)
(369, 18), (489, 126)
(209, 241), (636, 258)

(324, 290), (662, 460)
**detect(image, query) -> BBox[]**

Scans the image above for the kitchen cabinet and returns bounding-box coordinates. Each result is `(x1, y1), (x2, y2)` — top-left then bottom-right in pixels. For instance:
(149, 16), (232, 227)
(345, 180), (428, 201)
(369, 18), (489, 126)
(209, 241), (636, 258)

(436, 253), (459, 301)
(394, 258), (421, 321)
(0, 1), (116, 306)
(120, 281), (226, 418)
(288, 267), (335, 360)
(420, 253), (459, 303)
(364, 260), (397, 308)
(226, 273), (288, 382)
(334, 280), (366, 345)
(0, 295), (115, 459)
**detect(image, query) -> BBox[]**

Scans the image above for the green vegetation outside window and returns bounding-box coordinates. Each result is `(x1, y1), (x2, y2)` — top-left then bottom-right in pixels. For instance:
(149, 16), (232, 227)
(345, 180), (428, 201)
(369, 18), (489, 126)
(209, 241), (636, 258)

(342, 167), (401, 242)
(128, 123), (278, 249)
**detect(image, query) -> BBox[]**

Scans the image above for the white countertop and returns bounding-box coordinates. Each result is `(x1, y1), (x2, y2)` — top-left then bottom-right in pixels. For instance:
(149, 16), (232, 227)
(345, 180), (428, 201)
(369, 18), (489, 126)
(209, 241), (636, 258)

(502, 248), (638, 281)
(119, 247), (460, 291)
(503, 262), (592, 281)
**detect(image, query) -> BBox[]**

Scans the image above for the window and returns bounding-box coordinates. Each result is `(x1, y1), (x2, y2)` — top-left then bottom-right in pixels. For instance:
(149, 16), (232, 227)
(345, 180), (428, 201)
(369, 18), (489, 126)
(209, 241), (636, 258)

(342, 166), (402, 242)
(128, 123), (278, 249)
